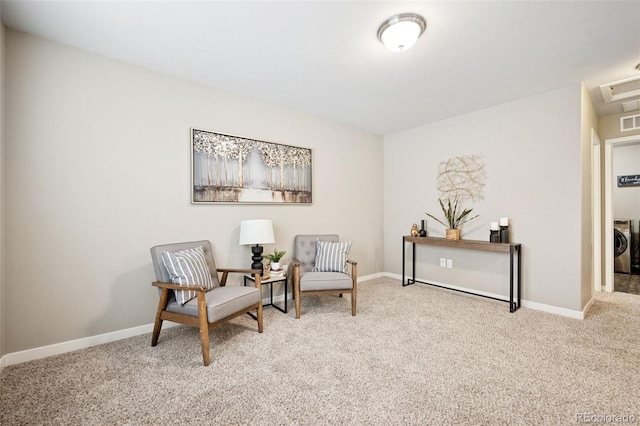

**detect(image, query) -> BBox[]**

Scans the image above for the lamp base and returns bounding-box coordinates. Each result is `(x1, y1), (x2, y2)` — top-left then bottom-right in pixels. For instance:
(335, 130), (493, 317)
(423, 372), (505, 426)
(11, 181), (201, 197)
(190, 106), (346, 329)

(251, 244), (264, 273)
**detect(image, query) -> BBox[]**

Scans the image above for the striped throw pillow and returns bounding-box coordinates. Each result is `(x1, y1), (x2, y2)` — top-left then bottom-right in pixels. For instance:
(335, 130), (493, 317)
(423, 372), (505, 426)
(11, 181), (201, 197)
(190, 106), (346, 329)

(312, 240), (352, 273)
(161, 246), (214, 305)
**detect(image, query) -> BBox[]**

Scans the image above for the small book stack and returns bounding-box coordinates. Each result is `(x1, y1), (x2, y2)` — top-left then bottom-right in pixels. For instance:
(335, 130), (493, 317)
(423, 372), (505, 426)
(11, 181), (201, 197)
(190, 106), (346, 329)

(270, 269), (286, 278)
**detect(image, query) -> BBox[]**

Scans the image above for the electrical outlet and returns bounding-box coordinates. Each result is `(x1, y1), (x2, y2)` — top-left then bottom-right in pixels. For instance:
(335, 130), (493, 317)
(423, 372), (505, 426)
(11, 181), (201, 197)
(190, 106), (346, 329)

(446, 259), (453, 268)
(440, 258), (446, 267)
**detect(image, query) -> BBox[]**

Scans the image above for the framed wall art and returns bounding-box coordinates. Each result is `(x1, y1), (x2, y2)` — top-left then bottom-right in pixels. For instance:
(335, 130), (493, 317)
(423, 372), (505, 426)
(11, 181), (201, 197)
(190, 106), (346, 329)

(191, 128), (312, 204)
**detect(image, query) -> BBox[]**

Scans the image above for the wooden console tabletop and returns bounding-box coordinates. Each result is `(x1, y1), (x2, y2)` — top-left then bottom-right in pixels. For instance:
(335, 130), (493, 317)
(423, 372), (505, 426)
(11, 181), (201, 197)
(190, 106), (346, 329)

(402, 235), (522, 312)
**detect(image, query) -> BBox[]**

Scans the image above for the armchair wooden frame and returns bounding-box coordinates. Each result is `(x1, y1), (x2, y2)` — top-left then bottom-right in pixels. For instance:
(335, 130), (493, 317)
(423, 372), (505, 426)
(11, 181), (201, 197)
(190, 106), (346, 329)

(152, 267), (263, 366)
(292, 259), (357, 319)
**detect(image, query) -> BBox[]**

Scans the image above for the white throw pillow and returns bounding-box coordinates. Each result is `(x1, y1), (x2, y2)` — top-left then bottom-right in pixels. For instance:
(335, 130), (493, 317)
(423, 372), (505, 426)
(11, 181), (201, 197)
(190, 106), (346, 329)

(161, 246), (214, 305)
(312, 240), (352, 273)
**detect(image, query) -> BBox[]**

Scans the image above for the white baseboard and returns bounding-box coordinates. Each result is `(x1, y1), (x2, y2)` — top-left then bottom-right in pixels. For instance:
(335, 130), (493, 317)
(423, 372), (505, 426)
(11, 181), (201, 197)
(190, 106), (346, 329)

(0, 353), (7, 372)
(582, 296), (595, 317)
(522, 296), (594, 320)
(1, 322), (180, 368)
(0, 271), (589, 371)
(359, 272), (384, 282)
(520, 299), (587, 320)
(383, 272), (587, 320)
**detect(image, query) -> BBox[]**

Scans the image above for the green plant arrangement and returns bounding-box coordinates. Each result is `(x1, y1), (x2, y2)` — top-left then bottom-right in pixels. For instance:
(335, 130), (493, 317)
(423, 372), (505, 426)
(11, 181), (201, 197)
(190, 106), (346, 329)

(426, 198), (478, 239)
(264, 249), (286, 263)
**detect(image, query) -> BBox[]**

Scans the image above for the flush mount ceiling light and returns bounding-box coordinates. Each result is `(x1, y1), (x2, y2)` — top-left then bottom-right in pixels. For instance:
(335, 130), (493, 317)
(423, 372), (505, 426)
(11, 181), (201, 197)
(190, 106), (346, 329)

(377, 13), (426, 52)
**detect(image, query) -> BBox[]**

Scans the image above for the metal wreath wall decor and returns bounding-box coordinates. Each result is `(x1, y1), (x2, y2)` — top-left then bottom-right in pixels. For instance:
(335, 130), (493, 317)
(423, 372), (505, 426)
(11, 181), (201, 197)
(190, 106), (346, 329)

(436, 154), (486, 203)
(191, 128), (312, 204)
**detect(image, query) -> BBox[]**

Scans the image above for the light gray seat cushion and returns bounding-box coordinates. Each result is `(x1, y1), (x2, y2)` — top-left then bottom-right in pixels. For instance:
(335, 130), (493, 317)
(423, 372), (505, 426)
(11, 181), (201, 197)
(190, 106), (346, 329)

(166, 285), (260, 323)
(300, 271), (353, 291)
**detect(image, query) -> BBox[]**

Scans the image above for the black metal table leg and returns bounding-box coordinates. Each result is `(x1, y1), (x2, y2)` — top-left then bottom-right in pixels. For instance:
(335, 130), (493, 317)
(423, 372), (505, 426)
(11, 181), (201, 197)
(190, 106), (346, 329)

(412, 242), (416, 285)
(402, 236), (406, 286)
(517, 245), (521, 309)
(510, 245), (515, 312)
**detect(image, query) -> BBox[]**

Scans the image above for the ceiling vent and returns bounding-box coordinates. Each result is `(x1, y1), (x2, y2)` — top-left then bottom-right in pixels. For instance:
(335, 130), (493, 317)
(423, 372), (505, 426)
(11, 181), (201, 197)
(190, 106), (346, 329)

(620, 114), (640, 132)
(622, 99), (640, 112)
(600, 75), (640, 103)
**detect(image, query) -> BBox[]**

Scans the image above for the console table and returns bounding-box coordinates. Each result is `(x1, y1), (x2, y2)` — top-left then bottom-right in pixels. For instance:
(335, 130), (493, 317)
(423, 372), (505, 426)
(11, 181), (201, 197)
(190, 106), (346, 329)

(402, 236), (522, 312)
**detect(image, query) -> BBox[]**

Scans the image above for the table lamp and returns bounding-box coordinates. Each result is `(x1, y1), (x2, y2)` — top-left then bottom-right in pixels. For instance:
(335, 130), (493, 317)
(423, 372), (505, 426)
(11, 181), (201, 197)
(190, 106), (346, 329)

(239, 219), (275, 272)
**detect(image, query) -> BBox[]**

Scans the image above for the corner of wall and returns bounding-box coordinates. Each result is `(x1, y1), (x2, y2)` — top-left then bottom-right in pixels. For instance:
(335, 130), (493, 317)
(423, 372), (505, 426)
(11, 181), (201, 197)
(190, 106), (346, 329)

(580, 83), (598, 310)
(0, 21), (7, 360)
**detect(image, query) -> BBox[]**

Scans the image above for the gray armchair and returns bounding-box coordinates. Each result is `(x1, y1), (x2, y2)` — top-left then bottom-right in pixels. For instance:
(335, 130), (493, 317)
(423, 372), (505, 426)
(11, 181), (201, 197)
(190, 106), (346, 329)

(150, 240), (263, 366)
(292, 234), (357, 319)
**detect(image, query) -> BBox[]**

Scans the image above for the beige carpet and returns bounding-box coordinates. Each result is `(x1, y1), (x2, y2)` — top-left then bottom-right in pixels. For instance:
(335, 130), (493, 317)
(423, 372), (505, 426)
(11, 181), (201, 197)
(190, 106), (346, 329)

(1, 277), (639, 425)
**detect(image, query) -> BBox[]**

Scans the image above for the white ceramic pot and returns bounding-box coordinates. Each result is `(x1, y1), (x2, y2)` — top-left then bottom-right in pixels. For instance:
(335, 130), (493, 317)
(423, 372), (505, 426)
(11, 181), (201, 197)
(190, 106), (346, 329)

(271, 261), (281, 271)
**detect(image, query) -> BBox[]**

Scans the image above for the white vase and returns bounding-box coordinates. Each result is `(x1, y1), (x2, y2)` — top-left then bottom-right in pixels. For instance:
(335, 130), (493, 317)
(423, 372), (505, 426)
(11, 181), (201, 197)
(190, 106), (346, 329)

(271, 261), (281, 271)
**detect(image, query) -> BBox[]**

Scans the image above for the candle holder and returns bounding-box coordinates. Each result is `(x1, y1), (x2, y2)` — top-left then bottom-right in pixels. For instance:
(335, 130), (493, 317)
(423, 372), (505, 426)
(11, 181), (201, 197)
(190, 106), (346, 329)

(490, 222), (500, 243)
(499, 217), (509, 243)
(420, 219), (427, 237)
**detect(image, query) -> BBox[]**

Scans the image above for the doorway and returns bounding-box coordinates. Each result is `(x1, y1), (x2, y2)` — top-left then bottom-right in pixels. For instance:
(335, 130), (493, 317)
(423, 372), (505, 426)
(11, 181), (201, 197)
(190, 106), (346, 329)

(603, 134), (640, 292)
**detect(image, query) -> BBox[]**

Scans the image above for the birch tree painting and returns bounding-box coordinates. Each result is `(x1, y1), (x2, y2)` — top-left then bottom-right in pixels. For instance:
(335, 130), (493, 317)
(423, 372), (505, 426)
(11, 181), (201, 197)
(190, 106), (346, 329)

(191, 129), (312, 204)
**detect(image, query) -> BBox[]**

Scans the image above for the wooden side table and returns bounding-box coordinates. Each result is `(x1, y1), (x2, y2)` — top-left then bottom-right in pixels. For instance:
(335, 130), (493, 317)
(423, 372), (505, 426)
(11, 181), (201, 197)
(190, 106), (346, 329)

(244, 274), (288, 314)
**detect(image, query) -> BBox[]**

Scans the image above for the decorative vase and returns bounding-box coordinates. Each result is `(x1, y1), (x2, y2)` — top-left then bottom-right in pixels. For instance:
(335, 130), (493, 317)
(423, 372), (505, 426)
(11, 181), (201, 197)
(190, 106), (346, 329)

(262, 263), (271, 279)
(445, 228), (461, 240)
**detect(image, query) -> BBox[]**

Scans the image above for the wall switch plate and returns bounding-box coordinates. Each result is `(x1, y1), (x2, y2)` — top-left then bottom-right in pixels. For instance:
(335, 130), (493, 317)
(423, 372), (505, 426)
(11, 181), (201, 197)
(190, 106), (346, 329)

(446, 259), (453, 268)
(440, 258), (446, 267)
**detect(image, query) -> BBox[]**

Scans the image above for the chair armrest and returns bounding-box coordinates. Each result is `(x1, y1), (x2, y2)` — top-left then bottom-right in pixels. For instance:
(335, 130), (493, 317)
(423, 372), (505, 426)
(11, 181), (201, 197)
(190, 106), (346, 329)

(216, 267), (262, 288)
(152, 281), (206, 292)
(291, 259), (301, 278)
(291, 259), (301, 286)
(346, 259), (357, 278)
(217, 267), (261, 274)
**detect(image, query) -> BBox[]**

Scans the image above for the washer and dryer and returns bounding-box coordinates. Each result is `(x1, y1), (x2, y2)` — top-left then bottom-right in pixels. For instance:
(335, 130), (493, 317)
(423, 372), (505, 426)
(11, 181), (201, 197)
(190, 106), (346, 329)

(614, 219), (632, 274)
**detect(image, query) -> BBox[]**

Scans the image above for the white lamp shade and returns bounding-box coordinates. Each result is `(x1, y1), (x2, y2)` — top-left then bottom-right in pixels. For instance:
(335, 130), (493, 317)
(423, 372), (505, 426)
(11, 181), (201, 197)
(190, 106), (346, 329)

(239, 219), (275, 245)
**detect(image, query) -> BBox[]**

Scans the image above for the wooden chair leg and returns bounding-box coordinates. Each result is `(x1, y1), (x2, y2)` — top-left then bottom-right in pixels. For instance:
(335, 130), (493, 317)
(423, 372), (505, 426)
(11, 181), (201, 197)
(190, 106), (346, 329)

(352, 280), (357, 317)
(151, 289), (169, 346)
(200, 326), (210, 366)
(257, 303), (264, 333)
(151, 318), (163, 347)
(197, 292), (211, 366)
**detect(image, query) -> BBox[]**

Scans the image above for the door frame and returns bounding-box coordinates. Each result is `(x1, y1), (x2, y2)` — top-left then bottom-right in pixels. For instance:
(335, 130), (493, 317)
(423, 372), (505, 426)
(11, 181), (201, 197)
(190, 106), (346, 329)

(592, 129), (601, 292)
(604, 134), (640, 292)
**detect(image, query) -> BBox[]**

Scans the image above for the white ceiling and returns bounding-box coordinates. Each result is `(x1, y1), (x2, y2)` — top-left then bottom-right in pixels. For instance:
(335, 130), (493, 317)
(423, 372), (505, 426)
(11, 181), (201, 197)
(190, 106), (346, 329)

(1, 1), (639, 135)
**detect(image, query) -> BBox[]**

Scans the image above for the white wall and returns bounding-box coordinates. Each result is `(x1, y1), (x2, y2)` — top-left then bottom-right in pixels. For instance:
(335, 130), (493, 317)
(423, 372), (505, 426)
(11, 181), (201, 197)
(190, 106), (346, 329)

(3, 29), (384, 354)
(0, 21), (5, 359)
(384, 85), (585, 312)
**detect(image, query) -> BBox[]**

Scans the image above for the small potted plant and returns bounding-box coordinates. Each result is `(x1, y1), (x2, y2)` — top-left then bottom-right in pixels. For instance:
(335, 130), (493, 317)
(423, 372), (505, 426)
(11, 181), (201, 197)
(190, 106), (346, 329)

(264, 249), (286, 271)
(426, 198), (478, 240)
